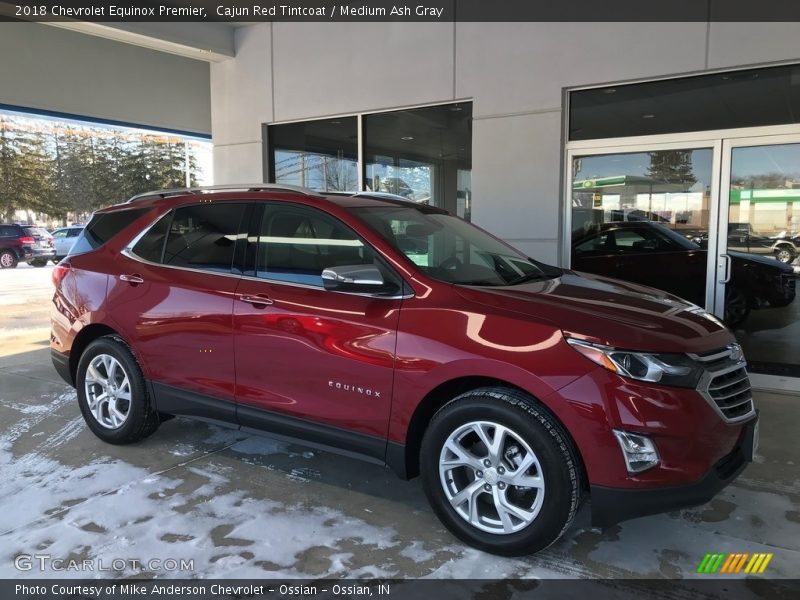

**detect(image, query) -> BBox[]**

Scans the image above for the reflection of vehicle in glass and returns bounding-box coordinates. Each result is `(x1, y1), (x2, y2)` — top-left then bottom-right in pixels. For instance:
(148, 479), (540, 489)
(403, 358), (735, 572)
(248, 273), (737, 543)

(51, 225), (85, 262)
(0, 224), (56, 268)
(572, 221), (796, 326)
(687, 223), (799, 264)
(53, 187), (759, 556)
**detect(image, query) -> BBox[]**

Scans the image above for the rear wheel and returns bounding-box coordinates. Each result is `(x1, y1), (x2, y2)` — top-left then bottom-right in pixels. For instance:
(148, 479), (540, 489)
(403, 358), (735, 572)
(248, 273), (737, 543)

(775, 246), (796, 264)
(0, 250), (18, 269)
(76, 336), (160, 444)
(30, 258), (47, 267)
(420, 387), (581, 556)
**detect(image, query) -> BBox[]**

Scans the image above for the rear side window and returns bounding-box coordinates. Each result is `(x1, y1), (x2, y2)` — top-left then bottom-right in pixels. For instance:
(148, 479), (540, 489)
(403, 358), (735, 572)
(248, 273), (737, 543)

(131, 213), (172, 263)
(162, 204), (246, 273)
(69, 208), (148, 256)
(0, 225), (20, 237)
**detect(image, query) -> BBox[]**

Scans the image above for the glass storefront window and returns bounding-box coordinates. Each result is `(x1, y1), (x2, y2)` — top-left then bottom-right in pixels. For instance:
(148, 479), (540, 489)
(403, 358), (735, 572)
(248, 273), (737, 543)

(363, 103), (472, 214)
(569, 63), (800, 141)
(570, 148), (714, 310)
(267, 117), (358, 192)
(725, 143), (800, 376)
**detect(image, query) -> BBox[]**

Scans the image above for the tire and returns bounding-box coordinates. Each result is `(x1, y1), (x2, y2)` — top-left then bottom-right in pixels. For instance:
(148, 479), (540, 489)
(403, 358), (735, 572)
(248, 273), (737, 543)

(30, 258), (47, 267)
(724, 286), (750, 328)
(0, 250), (18, 269)
(420, 387), (581, 556)
(775, 246), (796, 264)
(76, 335), (160, 444)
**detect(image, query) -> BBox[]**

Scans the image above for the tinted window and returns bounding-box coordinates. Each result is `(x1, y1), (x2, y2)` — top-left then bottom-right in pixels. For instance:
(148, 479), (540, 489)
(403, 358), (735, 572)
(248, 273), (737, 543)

(268, 117), (358, 192)
(69, 208), (148, 256)
(163, 204), (245, 273)
(256, 205), (374, 286)
(131, 212), (172, 263)
(569, 63), (800, 141)
(0, 225), (19, 237)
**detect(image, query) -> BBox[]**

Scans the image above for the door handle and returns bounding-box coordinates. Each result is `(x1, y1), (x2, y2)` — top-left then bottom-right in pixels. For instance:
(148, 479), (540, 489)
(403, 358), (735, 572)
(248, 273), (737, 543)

(718, 254), (732, 284)
(120, 274), (144, 285)
(238, 293), (273, 307)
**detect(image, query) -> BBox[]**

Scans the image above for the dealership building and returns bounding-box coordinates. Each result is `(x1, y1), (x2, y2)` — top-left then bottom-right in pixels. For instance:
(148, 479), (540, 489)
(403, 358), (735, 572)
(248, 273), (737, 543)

(1, 20), (799, 390)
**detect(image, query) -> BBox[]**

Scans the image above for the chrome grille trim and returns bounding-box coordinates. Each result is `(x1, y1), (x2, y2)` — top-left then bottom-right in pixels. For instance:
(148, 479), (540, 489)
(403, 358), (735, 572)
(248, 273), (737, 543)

(692, 344), (755, 424)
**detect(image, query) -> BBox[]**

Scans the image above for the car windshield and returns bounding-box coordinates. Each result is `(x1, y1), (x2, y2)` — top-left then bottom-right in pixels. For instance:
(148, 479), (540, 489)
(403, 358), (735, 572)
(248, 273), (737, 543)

(350, 205), (562, 286)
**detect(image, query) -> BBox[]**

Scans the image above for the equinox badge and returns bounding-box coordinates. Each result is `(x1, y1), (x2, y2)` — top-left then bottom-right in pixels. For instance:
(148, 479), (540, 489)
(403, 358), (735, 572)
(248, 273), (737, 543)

(329, 380), (382, 398)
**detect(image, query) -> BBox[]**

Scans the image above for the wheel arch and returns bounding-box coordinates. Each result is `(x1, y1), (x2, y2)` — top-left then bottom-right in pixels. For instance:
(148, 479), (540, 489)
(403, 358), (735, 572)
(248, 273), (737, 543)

(69, 323), (129, 385)
(391, 376), (587, 487)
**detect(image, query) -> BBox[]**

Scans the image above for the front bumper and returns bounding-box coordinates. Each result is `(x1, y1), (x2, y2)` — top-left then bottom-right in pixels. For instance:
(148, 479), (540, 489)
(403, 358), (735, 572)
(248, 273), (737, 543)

(590, 414), (758, 527)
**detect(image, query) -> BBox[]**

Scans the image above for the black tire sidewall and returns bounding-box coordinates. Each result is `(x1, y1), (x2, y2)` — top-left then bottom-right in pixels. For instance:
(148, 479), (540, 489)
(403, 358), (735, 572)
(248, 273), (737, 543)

(76, 336), (154, 444)
(420, 390), (579, 556)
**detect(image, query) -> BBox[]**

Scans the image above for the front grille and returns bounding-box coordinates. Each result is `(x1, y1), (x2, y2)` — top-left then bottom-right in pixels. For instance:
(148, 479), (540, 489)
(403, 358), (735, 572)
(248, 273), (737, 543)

(690, 345), (755, 423)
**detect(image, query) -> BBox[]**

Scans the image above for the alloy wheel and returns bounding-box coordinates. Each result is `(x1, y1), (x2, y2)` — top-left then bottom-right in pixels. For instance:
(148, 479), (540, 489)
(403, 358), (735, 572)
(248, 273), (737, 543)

(776, 248), (794, 263)
(0, 252), (14, 267)
(439, 420), (545, 534)
(84, 354), (132, 429)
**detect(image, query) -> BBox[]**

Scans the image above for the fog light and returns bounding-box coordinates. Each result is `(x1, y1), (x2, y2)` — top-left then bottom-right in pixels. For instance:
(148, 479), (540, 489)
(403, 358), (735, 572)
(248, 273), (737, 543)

(613, 430), (660, 474)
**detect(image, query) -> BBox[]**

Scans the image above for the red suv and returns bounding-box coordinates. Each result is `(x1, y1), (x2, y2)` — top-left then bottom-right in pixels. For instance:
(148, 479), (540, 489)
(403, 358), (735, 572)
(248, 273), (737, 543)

(50, 185), (759, 556)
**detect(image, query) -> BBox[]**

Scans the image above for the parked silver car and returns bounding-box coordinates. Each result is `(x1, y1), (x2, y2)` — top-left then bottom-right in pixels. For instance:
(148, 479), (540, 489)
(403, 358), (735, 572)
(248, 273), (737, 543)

(51, 225), (84, 262)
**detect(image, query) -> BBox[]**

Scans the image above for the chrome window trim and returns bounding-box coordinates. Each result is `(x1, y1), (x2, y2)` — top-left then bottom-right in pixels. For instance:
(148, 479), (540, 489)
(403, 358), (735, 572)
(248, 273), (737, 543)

(239, 274), (413, 300)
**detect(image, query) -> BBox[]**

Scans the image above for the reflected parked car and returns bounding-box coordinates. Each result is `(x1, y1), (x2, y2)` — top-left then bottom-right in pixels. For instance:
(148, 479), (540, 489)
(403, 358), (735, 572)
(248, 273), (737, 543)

(572, 221), (796, 326)
(684, 223), (798, 264)
(51, 225), (85, 262)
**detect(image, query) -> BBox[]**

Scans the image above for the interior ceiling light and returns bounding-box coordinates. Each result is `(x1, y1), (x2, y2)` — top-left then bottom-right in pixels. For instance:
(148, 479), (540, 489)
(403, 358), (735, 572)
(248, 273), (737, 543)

(642, 114), (656, 119)
(330, 120), (341, 124)
(602, 88), (617, 94)
(401, 136), (414, 140)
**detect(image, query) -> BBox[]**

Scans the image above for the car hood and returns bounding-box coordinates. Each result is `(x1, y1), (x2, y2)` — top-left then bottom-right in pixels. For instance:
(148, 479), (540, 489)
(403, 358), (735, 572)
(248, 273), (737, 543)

(730, 250), (795, 272)
(454, 271), (734, 354)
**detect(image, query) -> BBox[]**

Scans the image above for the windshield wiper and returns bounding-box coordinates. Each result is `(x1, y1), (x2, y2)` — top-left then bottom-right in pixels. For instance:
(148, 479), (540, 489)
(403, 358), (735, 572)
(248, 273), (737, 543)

(457, 279), (503, 287)
(507, 272), (550, 285)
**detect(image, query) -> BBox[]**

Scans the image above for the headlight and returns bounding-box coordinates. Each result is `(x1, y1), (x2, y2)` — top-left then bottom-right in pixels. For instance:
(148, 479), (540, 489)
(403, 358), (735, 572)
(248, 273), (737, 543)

(566, 338), (703, 388)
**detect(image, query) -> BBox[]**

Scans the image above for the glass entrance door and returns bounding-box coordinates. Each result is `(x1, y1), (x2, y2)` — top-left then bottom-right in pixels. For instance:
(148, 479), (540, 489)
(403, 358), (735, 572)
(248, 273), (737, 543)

(715, 137), (800, 382)
(569, 143), (718, 313)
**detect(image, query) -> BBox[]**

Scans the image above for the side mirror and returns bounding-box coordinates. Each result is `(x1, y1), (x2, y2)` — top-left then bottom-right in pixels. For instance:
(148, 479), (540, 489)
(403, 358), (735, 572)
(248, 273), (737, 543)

(321, 264), (397, 295)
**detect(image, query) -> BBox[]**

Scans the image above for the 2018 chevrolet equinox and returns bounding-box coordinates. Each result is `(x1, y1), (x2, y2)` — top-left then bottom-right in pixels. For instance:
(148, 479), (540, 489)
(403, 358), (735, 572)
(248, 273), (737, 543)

(50, 185), (759, 556)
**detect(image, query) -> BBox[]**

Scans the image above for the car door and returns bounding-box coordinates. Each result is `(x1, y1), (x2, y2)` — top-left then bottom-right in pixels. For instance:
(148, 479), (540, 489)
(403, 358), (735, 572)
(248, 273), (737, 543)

(233, 202), (401, 453)
(108, 202), (248, 422)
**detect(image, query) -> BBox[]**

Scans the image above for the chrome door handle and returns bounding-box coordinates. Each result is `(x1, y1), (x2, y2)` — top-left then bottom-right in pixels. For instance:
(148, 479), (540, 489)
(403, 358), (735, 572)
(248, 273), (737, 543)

(120, 274), (144, 284)
(238, 293), (273, 307)
(718, 254), (732, 284)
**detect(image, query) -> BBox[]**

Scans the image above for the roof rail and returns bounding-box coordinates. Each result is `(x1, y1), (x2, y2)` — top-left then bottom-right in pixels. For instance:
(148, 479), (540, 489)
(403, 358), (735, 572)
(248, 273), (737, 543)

(127, 183), (322, 203)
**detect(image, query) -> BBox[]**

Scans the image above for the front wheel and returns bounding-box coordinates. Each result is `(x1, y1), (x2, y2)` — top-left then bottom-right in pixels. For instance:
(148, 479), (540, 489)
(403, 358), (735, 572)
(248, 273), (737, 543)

(76, 335), (160, 444)
(724, 286), (750, 328)
(420, 388), (581, 556)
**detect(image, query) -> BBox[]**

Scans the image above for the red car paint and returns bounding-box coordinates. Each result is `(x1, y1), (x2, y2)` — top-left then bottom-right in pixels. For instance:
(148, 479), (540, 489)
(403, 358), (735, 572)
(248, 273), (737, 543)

(51, 190), (756, 524)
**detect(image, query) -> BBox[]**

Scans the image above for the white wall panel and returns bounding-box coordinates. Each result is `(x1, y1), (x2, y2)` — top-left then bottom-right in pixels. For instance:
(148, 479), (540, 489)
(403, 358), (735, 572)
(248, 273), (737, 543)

(272, 22), (454, 121)
(211, 24), (272, 146)
(456, 22), (708, 117)
(0, 23), (210, 135)
(708, 23), (800, 69)
(471, 111), (563, 243)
